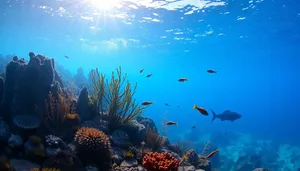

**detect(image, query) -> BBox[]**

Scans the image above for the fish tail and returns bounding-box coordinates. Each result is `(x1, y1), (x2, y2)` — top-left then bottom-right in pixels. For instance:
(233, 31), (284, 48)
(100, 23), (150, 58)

(211, 109), (217, 122)
(186, 78), (188, 81)
(176, 122), (178, 126)
(193, 104), (197, 109)
(152, 101), (154, 104)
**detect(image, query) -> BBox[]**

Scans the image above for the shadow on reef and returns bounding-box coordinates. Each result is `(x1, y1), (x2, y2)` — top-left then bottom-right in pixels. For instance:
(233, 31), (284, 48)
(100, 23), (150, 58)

(0, 52), (269, 171)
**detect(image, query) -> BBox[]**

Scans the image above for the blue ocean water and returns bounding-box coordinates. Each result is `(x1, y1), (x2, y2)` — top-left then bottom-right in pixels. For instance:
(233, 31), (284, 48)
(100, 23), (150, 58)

(0, 0), (299, 170)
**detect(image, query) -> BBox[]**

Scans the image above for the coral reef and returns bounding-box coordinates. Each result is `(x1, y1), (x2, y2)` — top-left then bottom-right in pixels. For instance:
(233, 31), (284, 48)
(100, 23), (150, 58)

(142, 152), (180, 171)
(1, 52), (295, 171)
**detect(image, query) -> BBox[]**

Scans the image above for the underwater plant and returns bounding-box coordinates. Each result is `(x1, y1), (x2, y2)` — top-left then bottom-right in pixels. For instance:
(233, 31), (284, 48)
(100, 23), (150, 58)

(142, 152), (180, 171)
(41, 84), (78, 136)
(89, 66), (145, 133)
(145, 127), (166, 151)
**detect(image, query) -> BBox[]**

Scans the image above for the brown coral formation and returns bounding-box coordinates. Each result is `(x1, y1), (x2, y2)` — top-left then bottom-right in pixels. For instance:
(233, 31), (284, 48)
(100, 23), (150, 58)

(74, 127), (112, 170)
(74, 127), (111, 152)
(142, 152), (180, 171)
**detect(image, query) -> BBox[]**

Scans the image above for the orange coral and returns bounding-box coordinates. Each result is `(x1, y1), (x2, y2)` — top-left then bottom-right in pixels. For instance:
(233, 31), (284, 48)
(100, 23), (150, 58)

(64, 113), (79, 120)
(64, 113), (81, 126)
(142, 152), (180, 171)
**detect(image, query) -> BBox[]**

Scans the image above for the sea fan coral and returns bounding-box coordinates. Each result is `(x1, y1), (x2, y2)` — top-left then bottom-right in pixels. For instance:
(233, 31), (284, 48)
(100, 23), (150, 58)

(13, 115), (40, 129)
(89, 67), (146, 133)
(142, 152), (180, 171)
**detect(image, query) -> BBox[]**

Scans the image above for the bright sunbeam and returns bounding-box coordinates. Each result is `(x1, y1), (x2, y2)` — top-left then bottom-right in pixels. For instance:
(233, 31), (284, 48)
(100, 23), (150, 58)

(85, 0), (122, 11)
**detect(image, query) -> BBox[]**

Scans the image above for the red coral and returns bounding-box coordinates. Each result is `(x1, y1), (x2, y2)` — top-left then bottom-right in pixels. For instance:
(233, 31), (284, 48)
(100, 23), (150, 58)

(142, 152), (180, 171)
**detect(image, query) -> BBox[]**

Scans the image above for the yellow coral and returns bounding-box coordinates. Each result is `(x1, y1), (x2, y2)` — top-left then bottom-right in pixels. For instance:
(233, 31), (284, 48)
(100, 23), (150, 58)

(64, 113), (80, 120)
(123, 151), (134, 158)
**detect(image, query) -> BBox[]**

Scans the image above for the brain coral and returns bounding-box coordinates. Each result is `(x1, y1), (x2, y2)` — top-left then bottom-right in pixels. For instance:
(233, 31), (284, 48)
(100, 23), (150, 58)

(142, 152), (180, 171)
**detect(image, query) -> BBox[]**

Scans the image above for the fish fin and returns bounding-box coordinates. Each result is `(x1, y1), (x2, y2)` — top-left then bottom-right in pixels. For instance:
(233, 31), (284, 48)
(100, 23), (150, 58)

(211, 109), (217, 122)
(193, 104), (197, 109)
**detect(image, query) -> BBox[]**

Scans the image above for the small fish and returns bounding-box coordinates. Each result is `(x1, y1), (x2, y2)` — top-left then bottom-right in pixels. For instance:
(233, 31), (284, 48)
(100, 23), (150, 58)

(207, 69), (217, 73)
(177, 104), (180, 108)
(141, 101), (154, 106)
(140, 68), (144, 73)
(193, 104), (209, 116)
(166, 121), (178, 126)
(178, 78), (188, 82)
(64, 55), (69, 59)
(206, 148), (219, 159)
(141, 141), (145, 146)
(165, 103), (170, 106)
(192, 126), (196, 129)
(146, 74), (152, 78)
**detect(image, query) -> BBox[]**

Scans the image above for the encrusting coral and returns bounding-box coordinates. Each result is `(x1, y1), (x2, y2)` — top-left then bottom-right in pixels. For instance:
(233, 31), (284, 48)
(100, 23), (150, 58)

(142, 152), (180, 171)
(74, 127), (112, 170)
(89, 67), (145, 133)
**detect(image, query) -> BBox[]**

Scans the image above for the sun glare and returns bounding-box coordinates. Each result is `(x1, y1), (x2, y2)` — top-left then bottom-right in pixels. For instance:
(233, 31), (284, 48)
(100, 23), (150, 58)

(85, 0), (122, 10)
